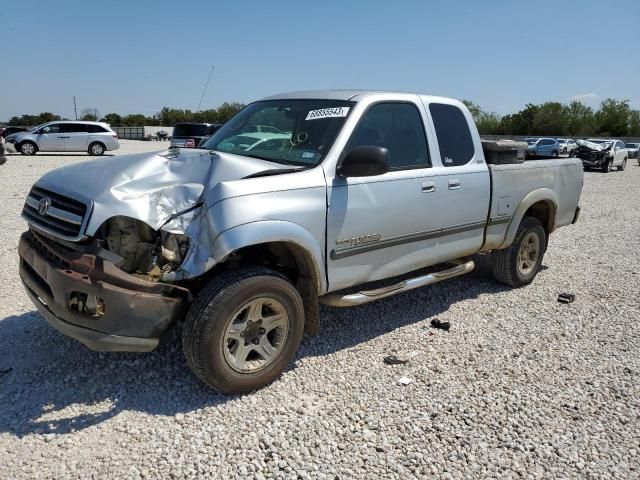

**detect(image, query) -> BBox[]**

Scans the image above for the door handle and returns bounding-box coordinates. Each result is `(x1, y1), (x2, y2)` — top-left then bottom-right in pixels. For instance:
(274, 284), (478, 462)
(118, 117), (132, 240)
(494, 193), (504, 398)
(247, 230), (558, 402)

(448, 179), (461, 190)
(421, 181), (436, 193)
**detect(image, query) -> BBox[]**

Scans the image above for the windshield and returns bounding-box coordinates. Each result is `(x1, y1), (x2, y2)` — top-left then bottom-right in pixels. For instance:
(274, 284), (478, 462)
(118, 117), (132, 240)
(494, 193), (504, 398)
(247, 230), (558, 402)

(626, 143), (638, 148)
(173, 123), (218, 137)
(201, 99), (355, 166)
(525, 138), (537, 145)
(29, 122), (51, 132)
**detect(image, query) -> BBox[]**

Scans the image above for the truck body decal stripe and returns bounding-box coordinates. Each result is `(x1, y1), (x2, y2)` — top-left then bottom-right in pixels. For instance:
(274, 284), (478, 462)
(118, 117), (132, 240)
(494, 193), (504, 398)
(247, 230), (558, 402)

(330, 219), (487, 260)
(488, 216), (511, 226)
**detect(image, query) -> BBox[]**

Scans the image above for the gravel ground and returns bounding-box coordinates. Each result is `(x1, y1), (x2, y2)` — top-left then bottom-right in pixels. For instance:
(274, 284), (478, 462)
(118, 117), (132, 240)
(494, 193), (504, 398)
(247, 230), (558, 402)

(1, 143), (639, 479)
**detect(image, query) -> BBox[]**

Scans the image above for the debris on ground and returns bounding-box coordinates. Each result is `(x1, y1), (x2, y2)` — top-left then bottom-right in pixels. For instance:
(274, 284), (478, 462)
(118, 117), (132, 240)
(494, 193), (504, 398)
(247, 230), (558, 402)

(430, 318), (451, 331)
(557, 293), (576, 304)
(383, 355), (408, 365)
(397, 377), (413, 386)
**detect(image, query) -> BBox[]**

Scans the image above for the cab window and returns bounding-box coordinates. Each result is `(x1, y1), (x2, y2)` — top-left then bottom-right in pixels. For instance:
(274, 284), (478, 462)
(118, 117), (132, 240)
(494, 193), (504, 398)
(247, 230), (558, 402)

(345, 102), (430, 170)
(429, 103), (474, 166)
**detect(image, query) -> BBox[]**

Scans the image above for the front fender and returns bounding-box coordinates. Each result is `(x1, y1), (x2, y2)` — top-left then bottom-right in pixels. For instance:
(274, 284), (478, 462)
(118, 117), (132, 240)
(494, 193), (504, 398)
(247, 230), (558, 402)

(499, 188), (558, 249)
(211, 220), (327, 293)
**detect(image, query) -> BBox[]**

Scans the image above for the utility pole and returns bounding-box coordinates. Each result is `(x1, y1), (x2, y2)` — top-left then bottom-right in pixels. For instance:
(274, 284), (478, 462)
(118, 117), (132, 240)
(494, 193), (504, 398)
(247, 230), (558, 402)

(73, 96), (78, 120)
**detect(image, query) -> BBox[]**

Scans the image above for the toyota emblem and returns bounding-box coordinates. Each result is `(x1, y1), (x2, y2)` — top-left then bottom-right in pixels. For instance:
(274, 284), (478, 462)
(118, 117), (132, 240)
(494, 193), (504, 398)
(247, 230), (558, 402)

(38, 197), (51, 216)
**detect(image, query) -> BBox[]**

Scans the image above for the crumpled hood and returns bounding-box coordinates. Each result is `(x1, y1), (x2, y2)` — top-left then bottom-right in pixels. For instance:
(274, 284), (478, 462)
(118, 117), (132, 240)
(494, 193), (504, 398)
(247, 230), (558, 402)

(36, 148), (284, 235)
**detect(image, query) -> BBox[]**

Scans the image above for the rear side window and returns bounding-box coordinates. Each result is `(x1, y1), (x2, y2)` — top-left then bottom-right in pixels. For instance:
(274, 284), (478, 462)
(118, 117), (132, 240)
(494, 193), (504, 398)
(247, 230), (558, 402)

(60, 123), (86, 133)
(346, 102), (429, 170)
(174, 124), (211, 137)
(86, 124), (108, 133)
(429, 103), (474, 166)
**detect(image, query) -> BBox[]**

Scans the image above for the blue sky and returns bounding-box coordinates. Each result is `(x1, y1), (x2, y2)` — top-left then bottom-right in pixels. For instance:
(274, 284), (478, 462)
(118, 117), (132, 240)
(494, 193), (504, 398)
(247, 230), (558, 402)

(1, 0), (638, 120)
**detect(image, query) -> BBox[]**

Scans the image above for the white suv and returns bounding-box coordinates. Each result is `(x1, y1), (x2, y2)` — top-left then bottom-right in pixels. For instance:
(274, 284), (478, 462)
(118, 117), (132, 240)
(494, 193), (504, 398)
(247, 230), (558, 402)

(7, 121), (120, 156)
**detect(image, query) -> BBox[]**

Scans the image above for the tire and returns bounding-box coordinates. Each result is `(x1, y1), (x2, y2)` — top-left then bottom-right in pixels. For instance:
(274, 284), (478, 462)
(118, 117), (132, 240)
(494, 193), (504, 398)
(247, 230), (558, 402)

(19, 141), (37, 155)
(569, 151), (576, 158)
(491, 216), (546, 288)
(602, 159), (611, 173)
(88, 142), (105, 156)
(552, 150), (559, 158)
(183, 267), (305, 394)
(619, 158), (627, 171)
(562, 148), (567, 155)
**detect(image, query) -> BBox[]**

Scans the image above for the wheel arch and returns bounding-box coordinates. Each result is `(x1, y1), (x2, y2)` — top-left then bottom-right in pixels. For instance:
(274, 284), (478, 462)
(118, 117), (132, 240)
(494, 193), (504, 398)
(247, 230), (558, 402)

(210, 220), (327, 294)
(498, 189), (557, 249)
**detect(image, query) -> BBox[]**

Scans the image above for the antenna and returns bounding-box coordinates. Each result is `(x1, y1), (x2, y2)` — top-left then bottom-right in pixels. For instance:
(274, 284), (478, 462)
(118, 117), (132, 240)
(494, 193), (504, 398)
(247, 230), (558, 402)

(195, 64), (215, 112)
(73, 96), (78, 120)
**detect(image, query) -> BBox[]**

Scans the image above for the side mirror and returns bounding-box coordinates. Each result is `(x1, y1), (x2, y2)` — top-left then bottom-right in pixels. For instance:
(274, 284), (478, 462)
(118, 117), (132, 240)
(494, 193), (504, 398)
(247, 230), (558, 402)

(337, 145), (390, 178)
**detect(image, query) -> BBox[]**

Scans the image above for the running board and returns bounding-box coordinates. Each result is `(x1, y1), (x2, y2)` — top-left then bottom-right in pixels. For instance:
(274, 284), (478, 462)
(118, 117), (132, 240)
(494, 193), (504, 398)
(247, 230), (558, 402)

(319, 259), (475, 307)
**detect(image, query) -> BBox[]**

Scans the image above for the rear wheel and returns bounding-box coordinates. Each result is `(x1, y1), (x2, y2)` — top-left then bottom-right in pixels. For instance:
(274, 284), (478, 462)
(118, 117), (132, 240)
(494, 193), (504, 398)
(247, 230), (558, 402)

(19, 141), (37, 155)
(492, 216), (546, 287)
(183, 267), (305, 394)
(88, 142), (105, 156)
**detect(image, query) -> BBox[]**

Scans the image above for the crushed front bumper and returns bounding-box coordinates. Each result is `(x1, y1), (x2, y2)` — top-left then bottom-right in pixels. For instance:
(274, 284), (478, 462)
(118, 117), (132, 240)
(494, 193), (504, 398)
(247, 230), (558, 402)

(18, 230), (191, 352)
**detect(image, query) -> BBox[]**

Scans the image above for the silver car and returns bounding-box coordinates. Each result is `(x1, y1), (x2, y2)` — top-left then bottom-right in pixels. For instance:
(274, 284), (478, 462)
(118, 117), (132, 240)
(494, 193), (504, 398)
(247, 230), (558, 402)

(7, 121), (120, 155)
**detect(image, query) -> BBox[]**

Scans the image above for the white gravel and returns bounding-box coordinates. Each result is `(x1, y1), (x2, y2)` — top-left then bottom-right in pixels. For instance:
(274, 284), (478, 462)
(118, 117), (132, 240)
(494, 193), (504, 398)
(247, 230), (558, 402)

(1, 143), (639, 479)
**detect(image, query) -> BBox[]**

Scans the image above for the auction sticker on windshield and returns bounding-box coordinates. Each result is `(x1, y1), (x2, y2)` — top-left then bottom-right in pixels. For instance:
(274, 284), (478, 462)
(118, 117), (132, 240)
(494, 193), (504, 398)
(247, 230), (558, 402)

(305, 107), (350, 120)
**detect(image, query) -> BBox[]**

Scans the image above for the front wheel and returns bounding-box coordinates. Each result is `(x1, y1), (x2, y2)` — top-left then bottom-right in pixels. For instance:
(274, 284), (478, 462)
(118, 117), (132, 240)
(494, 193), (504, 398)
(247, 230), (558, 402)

(602, 159), (611, 173)
(552, 150), (559, 158)
(183, 267), (305, 394)
(492, 216), (546, 287)
(19, 141), (37, 155)
(619, 158), (627, 171)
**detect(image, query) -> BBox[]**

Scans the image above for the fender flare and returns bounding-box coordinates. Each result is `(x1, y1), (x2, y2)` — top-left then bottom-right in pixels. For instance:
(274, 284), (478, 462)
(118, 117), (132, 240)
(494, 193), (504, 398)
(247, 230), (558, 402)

(498, 188), (558, 249)
(211, 220), (327, 293)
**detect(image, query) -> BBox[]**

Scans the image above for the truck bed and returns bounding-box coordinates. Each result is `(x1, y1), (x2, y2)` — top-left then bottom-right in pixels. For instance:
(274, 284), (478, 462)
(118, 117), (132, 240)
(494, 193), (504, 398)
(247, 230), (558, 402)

(483, 157), (584, 250)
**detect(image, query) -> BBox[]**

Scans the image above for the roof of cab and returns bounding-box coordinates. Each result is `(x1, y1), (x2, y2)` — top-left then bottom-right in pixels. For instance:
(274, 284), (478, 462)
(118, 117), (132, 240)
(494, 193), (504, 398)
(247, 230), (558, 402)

(259, 90), (464, 107)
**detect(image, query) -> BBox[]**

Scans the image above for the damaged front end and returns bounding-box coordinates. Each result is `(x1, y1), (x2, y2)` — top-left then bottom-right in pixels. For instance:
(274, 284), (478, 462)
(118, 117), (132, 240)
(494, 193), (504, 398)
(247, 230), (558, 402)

(18, 229), (191, 352)
(575, 139), (612, 168)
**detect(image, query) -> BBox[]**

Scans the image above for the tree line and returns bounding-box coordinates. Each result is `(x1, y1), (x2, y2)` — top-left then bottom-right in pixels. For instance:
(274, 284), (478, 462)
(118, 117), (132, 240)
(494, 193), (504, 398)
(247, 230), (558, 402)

(462, 98), (640, 137)
(6, 98), (640, 137)
(4, 102), (245, 128)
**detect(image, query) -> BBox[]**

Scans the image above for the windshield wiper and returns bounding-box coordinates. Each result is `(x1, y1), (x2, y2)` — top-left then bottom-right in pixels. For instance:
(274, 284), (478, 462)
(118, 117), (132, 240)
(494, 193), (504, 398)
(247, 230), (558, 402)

(244, 167), (305, 179)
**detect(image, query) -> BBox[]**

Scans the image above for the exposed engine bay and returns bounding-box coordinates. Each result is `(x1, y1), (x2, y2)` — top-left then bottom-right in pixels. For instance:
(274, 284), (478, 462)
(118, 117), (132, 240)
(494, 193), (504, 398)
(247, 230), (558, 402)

(99, 216), (190, 282)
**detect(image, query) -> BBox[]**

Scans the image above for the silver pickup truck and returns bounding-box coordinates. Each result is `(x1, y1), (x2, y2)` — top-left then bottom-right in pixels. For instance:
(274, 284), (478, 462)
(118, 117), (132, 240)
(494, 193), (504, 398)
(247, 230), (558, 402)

(18, 90), (583, 393)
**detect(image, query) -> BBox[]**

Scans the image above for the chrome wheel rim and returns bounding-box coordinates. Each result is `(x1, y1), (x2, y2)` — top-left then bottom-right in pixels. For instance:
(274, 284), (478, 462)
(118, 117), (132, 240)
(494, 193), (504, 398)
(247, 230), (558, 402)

(23, 144), (34, 154)
(91, 144), (103, 154)
(517, 232), (540, 277)
(222, 297), (289, 373)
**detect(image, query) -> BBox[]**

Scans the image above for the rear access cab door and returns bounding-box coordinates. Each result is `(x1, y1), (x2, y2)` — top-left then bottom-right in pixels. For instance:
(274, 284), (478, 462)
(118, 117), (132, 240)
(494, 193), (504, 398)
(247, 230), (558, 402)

(323, 94), (490, 292)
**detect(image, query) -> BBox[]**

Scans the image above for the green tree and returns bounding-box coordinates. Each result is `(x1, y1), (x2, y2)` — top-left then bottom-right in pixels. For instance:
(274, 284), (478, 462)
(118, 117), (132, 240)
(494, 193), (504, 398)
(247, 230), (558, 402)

(100, 113), (122, 126)
(565, 101), (594, 136)
(595, 98), (631, 136)
(80, 107), (100, 121)
(629, 110), (640, 136)
(7, 112), (61, 126)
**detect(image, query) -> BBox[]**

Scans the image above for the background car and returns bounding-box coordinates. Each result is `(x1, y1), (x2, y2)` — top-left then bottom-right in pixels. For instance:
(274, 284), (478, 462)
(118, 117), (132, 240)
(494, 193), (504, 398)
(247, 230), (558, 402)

(7, 121), (119, 155)
(525, 137), (560, 157)
(170, 122), (222, 148)
(585, 138), (628, 171)
(624, 142), (639, 161)
(557, 138), (578, 155)
(1, 126), (27, 138)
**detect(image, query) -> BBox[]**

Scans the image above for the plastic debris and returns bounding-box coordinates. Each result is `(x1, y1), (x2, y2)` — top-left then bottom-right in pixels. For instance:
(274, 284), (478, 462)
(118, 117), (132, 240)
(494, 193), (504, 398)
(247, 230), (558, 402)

(397, 376), (413, 385)
(430, 318), (451, 331)
(557, 293), (575, 304)
(383, 355), (409, 365)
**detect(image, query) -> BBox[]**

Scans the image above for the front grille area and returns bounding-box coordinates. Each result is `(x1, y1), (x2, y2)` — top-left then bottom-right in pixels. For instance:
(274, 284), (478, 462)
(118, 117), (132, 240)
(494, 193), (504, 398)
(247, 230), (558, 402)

(22, 186), (89, 240)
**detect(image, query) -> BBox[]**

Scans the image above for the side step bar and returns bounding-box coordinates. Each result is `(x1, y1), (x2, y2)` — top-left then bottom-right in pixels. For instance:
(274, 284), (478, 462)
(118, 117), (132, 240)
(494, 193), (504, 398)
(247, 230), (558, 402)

(319, 259), (475, 307)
